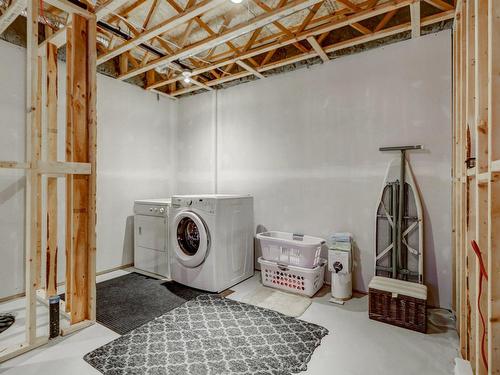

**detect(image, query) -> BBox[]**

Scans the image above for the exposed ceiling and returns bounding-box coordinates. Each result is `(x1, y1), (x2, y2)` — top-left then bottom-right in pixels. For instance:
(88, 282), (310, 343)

(0, 0), (455, 98)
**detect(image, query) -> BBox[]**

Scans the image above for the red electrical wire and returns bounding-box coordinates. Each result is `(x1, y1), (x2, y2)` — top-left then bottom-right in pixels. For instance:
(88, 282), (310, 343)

(470, 240), (488, 372)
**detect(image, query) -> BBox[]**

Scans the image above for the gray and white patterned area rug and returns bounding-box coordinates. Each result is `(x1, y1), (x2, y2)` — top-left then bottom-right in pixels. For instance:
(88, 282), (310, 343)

(84, 294), (328, 375)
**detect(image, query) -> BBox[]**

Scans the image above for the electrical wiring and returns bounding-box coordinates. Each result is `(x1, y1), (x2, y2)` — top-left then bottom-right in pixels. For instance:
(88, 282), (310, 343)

(470, 240), (488, 372)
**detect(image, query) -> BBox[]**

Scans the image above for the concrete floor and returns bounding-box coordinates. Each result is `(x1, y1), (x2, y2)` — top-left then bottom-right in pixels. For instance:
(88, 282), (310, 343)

(0, 270), (459, 375)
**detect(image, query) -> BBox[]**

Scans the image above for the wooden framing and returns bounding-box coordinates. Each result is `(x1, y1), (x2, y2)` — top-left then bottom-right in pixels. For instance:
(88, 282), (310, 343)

(452, 0), (500, 373)
(117, 0), (326, 80)
(144, 0), (454, 94)
(0, 0), (97, 364)
(0, 0), (26, 35)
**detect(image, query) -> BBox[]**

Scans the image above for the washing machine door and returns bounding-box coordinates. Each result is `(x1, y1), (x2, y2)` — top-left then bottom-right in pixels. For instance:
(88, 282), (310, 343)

(173, 211), (210, 268)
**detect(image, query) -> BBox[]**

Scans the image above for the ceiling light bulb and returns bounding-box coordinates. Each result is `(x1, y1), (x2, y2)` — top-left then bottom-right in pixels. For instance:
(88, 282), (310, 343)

(231, 0), (243, 4)
(182, 70), (192, 83)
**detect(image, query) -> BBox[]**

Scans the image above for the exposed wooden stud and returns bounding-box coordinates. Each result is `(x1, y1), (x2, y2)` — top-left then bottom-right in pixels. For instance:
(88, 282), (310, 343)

(306, 36), (329, 62)
(87, 14), (97, 322)
(473, 0), (489, 368)
(69, 14), (90, 325)
(25, 0), (39, 347)
(488, 0), (500, 373)
(45, 42), (58, 297)
(60, 320), (94, 336)
(119, 53), (128, 75)
(65, 25), (74, 313)
(35, 56), (43, 290)
(410, 0), (421, 38)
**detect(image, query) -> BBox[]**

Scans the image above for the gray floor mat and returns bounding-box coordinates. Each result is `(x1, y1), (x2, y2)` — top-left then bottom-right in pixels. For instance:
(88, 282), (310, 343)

(84, 294), (328, 375)
(84, 272), (206, 335)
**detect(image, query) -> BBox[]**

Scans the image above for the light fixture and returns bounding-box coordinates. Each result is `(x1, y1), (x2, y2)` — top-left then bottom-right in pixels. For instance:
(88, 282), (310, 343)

(230, 0), (243, 4)
(182, 71), (192, 83)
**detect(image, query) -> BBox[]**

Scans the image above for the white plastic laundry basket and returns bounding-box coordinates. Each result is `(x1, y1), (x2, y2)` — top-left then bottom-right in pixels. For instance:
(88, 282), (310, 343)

(257, 231), (325, 268)
(258, 257), (326, 297)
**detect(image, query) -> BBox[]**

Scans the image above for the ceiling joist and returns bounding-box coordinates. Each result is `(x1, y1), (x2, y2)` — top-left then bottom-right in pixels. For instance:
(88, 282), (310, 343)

(168, 9), (454, 96)
(30, 0), (455, 97)
(0, 0), (26, 35)
(147, 0), (418, 91)
(118, 0), (326, 81)
(97, 0), (226, 65)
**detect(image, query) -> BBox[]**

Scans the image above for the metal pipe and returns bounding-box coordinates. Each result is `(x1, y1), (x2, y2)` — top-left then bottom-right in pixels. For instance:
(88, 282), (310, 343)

(397, 150), (406, 279)
(391, 182), (398, 278)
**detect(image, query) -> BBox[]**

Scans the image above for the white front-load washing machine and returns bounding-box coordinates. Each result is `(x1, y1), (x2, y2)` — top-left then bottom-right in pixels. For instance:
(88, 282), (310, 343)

(170, 194), (254, 292)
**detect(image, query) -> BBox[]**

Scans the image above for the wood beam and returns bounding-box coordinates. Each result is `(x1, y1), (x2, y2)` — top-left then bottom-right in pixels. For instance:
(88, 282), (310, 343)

(142, 0), (160, 29)
(35, 55), (42, 289)
(147, 0), (416, 90)
(119, 53), (128, 75)
(86, 15), (97, 322)
(351, 22), (372, 34)
(95, 0), (129, 20)
(43, 0), (94, 18)
(68, 16), (88, 323)
(424, 0), (454, 11)
(252, 0), (309, 53)
(119, 0), (325, 81)
(190, 77), (214, 91)
(65, 25), (73, 313)
(46, 42), (58, 297)
(0, 0), (26, 35)
(25, 0), (39, 346)
(307, 36), (329, 62)
(169, 10), (454, 96)
(410, 1), (421, 38)
(106, 0), (148, 23)
(236, 59), (266, 79)
(336, 0), (361, 12)
(97, 0), (226, 65)
(374, 9), (397, 32)
(488, 0), (500, 373)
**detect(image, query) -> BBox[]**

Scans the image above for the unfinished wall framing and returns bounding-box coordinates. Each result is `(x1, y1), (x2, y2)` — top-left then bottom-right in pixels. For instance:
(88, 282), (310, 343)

(0, 0), (97, 363)
(452, 0), (499, 373)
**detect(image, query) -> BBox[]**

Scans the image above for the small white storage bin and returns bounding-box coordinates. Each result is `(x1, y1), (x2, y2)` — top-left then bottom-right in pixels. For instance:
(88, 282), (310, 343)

(256, 231), (325, 268)
(258, 257), (326, 297)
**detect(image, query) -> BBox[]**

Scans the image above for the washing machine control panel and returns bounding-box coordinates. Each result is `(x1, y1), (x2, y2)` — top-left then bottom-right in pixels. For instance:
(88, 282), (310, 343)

(172, 197), (215, 213)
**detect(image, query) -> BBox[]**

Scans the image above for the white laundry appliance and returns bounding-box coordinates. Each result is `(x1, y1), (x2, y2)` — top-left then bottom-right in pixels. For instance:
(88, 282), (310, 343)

(170, 194), (254, 292)
(133, 199), (171, 278)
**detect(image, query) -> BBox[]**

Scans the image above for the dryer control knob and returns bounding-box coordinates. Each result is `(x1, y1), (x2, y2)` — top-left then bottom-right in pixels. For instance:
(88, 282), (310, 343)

(188, 200), (193, 206)
(159, 208), (165, 213)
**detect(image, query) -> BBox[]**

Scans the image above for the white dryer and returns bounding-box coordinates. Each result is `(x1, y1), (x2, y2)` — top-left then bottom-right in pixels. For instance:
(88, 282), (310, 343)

(170, 194), (254, 292)
(134, 199), (171, 278)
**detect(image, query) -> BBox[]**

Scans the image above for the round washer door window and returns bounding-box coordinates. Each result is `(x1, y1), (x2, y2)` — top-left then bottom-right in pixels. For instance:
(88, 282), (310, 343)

(173, 211), (209, 268)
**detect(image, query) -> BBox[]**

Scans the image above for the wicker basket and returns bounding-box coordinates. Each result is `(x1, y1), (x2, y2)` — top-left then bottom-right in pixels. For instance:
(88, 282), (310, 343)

(368, 276), (427, 333)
